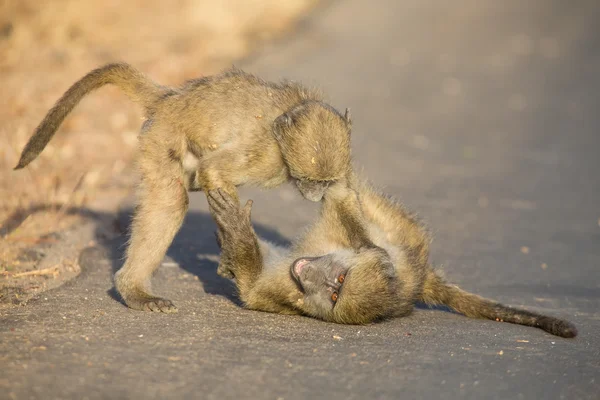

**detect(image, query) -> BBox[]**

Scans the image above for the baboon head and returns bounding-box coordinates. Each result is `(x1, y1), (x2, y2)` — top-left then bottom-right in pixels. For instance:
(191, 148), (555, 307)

(273, 101), (352, 202)
(290, 247), (397, 323)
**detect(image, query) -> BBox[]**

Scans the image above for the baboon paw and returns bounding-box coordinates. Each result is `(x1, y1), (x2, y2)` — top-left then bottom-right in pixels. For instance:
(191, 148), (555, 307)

(217, 265), (234, 279)
(135, 297), (178, 313)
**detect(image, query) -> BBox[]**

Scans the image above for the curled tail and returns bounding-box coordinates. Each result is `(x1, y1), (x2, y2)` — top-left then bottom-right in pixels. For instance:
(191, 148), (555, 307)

(420, 269), (577, 338)
(15, 63), (168, 169)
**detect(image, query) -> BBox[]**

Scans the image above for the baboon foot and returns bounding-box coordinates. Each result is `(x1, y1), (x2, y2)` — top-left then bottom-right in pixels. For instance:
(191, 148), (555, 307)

(137, 296), (178, 313)
(122, 290), (178, 313)
(115, 270), (178, 313)
(132, 297), (177, 314)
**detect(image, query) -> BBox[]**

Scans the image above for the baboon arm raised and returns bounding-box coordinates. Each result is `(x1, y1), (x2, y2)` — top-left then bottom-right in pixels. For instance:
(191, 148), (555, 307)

(320, 175), (377, 251)
(206, 190), (263, 294)
(207, 189), (301, 313)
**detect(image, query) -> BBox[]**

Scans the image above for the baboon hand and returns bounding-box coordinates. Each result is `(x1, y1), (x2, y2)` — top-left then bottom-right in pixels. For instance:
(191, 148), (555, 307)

(207, 189), (253, 230)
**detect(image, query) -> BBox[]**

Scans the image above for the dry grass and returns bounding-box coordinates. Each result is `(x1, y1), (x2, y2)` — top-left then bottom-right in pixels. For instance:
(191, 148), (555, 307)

(0, 0), (317, 298)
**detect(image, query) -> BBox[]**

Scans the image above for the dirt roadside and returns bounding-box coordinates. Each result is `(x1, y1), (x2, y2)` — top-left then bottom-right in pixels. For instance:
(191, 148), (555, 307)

(0, 0), (317, 305)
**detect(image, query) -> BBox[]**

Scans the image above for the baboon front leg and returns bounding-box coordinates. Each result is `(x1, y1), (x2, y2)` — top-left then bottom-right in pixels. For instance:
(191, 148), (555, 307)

(325, 178), (377, 251)
(114, 141), (189, 313)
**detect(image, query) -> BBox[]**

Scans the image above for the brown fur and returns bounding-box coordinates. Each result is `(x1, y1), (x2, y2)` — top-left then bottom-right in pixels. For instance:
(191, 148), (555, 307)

(14, 63), (375, 312)
(208, 177), (577, 338)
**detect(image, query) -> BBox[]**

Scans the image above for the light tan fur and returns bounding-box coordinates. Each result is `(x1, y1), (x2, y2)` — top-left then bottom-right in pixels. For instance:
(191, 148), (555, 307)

(14, 63), (376, 313)
(208, 176), (577, 338)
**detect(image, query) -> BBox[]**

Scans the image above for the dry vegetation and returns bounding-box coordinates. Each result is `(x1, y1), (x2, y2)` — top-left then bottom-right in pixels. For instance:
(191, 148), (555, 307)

(0, 0), (317, 301)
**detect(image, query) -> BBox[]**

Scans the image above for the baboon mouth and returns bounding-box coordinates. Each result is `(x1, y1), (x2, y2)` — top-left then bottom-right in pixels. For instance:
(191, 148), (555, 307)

(292, 258), (309, 277)
(290, 256), (320, 285)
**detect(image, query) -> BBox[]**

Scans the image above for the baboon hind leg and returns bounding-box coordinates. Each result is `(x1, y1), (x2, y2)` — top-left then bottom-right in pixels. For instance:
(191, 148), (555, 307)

(114, 132), (189, 313)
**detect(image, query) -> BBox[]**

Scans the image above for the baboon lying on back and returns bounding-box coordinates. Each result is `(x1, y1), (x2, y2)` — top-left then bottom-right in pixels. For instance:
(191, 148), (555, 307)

(207, 179), (577, 338)
(14, 63), (377, 313)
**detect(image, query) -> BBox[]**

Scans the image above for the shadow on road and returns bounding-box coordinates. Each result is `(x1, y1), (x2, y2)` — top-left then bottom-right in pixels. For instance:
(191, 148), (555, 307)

(98, 207), (291, 307)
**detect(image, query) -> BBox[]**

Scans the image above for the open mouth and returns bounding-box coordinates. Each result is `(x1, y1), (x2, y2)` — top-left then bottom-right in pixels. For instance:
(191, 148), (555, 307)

(293, 258), (309, 277)
(290, 256), (321, 284)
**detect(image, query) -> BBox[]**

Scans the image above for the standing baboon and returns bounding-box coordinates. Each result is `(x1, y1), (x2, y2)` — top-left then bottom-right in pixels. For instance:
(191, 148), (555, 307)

(14, 63), (378, 313)
(207, 183), (577, 338)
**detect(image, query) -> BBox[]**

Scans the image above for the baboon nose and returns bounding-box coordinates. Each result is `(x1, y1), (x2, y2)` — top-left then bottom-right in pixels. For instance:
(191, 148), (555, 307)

(304, 191), (324, 202)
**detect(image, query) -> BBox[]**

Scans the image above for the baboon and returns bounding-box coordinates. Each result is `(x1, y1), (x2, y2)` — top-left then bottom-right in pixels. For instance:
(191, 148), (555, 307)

(14, 63), (378, 312)
(207, 182), (577, 338)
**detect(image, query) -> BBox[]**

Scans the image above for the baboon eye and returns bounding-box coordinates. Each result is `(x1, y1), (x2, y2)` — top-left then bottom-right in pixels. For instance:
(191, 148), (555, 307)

(338, 274), (345, 284)
(331, 292), (338, 302)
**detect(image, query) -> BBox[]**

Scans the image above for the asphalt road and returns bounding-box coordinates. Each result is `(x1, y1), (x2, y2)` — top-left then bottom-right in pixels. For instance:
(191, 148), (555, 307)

(2, 1), (600, 399)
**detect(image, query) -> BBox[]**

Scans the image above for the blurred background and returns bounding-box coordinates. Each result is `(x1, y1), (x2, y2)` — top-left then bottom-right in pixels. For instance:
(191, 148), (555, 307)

(0, 0), (317, 273)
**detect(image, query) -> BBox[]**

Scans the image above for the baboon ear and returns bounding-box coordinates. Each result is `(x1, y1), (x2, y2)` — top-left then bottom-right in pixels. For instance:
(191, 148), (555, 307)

(344, 108), (352, 126)
(273, 113), (293, 139)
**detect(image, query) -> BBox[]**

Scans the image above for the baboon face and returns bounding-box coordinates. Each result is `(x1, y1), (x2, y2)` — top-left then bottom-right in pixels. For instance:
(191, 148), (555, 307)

(273, 101), (352, 201)
(290, 248), (397, 323)
(290, 252), (349, 320)
(294, 179), (331, 202)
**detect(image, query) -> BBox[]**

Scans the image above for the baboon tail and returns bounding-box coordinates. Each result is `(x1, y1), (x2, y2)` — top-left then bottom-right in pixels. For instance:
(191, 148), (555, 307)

(14, 63), (167, 169)
(419, 269), (577, 338)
